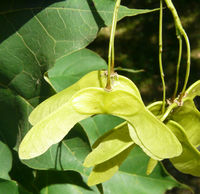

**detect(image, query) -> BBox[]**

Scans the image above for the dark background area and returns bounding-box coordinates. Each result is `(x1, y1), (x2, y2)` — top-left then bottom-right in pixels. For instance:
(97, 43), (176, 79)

(88, 0), (200, 193)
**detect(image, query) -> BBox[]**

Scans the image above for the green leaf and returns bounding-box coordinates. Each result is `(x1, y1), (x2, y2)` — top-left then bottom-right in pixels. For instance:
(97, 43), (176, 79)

(170, 99), (200, 147)
(87, 145), (134, 186)
(0, 0), (157, 99)
(84, 122), (134, 167)
(0, 141), (12, 180)
(0, 178), (30, 194)
(48, 49), (107, 92)
(22, 124), (91, 176)
(34, 171), (99, 194)
(102, 146), (184, 194)
(0, 89), (33, 149)
(72, 88), (182, 160)
(166, 120), (200, 177)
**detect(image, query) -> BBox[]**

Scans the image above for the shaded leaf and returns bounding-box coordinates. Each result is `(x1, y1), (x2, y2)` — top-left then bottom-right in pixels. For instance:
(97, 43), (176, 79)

(0, 141), (12, 180)
(0, 89), (33, 149)
(0, 178), (30, 194)
(34, 171), (99, 194)
(48, 49), (107, 92)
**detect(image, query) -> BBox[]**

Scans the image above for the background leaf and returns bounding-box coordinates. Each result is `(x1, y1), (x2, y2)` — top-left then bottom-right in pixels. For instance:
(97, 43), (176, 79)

(0, 141), (12, 180)
(47, 48), (107, 92)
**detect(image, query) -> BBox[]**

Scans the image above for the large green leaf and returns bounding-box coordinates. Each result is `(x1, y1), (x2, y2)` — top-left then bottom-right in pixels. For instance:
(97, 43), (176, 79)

(0, 0), (157, 99)
(72, 88), (182, 160)
(34, 171), (99, 194)
(0, 89), (33, 149)
(0, 141), (12, 180)
(0, 178), (30, 194)
(102, 146), (183, 194)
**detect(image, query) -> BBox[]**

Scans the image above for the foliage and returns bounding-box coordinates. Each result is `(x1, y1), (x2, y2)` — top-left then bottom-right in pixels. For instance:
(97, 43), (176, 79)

(0, 0), (199, 193)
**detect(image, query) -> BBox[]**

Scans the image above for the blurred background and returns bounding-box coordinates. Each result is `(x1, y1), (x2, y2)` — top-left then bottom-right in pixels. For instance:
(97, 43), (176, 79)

(88, 0), (200, 193)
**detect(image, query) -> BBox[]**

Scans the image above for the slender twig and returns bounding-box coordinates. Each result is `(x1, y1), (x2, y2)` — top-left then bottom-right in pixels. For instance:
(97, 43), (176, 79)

(106, 0), (121, 90)
(172, 35), (182, 100)
(159, 0), (166, 114)
(164, 0), (191, 100)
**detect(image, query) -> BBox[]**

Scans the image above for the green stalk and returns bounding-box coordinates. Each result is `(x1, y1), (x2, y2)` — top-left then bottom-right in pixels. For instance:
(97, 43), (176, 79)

(172, 35), (182, 100)
(106, 0), (121, 90)
(160, 102), (178, 122)
(164, 0), (191, 99)
(159, 0), (166, 114)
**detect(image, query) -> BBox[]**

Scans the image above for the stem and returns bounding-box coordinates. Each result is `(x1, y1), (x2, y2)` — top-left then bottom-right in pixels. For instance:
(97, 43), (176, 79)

(106, 0), (121, 90)
(159, 0), (166, 114)
(164, 0), (191, 98)
(160, 102), (178, 122)
(172, 35), (182, 99)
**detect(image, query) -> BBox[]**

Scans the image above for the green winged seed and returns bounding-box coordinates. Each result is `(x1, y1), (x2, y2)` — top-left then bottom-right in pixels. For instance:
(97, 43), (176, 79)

(87, 145), (134, 186)
(19, 102), (90, 159)
(185, 80), (200, 99)
(29, 71), (141, 126)
(146, 158), (158, 175)
(167, 120), (200, 176)
(72, 88), (182, 160)
(84, 123), (134, 167)
(19, 72), (141, 159)
(170, 100), (200, 147)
